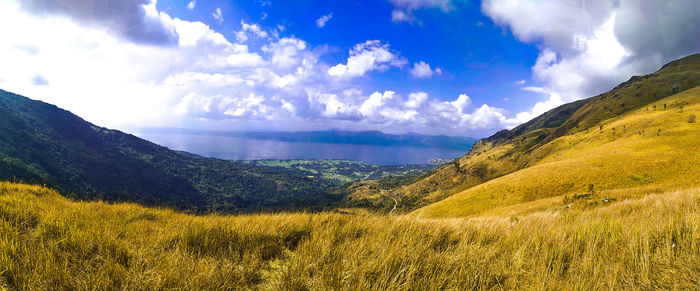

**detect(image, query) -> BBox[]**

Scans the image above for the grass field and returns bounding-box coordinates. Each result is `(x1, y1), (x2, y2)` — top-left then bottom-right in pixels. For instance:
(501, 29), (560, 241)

(366, 55), (700, 213)
(1, 181), (699, 290)
(413, 86), (700, 218)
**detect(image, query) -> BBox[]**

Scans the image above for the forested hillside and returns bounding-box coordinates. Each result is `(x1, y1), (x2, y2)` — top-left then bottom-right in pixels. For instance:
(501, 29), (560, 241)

(0, 89), (340, 212)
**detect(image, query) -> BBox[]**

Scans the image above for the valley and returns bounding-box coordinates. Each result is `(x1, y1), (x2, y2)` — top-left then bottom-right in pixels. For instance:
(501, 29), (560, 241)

(1, 50), (699, 289)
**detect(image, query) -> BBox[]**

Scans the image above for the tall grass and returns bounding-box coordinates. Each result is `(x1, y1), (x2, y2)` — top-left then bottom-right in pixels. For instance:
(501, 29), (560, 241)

(415, 86), (700, 218)
(0, 182), (698, 290)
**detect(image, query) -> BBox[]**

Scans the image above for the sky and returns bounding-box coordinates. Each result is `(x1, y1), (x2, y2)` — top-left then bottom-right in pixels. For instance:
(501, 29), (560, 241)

(0, 0), (698, 137)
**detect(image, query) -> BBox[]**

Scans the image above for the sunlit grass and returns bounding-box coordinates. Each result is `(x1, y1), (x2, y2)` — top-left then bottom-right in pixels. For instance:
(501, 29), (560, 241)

(1, 182), (699, 289)
(415, 86), (700, 218)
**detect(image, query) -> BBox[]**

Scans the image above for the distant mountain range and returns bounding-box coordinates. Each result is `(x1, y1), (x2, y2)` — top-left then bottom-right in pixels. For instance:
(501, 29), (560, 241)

(135, 128), (476, 150)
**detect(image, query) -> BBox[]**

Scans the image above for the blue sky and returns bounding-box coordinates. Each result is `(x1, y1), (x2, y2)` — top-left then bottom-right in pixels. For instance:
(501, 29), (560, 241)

(158, 0), (540, 110)
(0, 0), (697, 137)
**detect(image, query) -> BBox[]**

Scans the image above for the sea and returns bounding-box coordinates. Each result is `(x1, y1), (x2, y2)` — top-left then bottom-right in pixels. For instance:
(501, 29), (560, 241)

(136, 132), (468, 165)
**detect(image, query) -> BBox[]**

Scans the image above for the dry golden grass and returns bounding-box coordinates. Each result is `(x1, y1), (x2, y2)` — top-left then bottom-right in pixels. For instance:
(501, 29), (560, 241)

(365, 56), (700, 213)
(1, 181), (699, 290)
(414, 86), (700, 218)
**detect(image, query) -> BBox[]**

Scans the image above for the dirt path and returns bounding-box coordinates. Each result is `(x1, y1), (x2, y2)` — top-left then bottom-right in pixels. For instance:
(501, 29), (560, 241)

(388, 195), (398, 214)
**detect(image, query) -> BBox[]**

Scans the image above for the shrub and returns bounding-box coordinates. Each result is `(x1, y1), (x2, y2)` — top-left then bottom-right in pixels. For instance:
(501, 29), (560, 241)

(689, 114), (697, 123)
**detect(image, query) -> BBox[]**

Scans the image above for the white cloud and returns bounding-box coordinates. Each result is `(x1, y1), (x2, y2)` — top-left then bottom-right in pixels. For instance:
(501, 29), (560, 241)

(409, 61), (442, 78)
(263, 37), (307, 69)
(0, 1), (280, 128)
(187, 1), (196, 11)
(212, 8), (223, 24)
(315, 13), (333, 28)
(360, 91), (396, 119)
(235, 20), (268, 43)
(304, 90), (517, 134)
(449, 94), (471, 113)
(389, 0), (452, 23)
(405, 92), (428, 108)
(391, 10), (415, 23)
(522, 86), (547, 94)
(515, 79), (525, 85)
(0, 0), (520, 137)
(482, 0), (699, 124)
(328, 40), (407, 79)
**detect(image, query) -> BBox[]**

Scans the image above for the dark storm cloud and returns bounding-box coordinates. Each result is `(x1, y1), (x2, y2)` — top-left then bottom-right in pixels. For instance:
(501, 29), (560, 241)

(615, 0), (700, 72)
(20, 0), (179, 46)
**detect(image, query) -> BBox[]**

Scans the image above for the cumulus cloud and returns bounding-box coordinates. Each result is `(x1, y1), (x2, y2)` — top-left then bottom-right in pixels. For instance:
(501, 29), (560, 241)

(389, 0), (452, 23)
(187, 1), (196, 11)
(409, 61), (442, 78)
(405, 92), (428, 108)
(235, 20), (268, 43)
(483, 0), (700, 123)
(315, 13), (333, 28)
(263, 38), (307, 69)
(0, 0), (276, 128)
(304, 90), (518, 135)
(212, 8), (223, 24)
(19, 0), (179, 46)
(0, 0), (519, 137)
(328, 40), (407, 78)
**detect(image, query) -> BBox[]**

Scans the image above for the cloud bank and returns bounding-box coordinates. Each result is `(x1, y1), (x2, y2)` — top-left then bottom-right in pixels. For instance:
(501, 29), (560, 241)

(2, 0), (696, 138)
(0, 0), (515, 137)
(482, 0), (700, 123)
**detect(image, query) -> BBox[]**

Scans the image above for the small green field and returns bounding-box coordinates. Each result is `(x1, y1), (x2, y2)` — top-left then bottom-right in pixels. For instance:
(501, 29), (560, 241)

(245, 159), (436, 185)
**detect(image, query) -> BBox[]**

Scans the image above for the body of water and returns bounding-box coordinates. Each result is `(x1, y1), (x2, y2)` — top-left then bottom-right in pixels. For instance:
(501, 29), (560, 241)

(136, 133), (469, 165)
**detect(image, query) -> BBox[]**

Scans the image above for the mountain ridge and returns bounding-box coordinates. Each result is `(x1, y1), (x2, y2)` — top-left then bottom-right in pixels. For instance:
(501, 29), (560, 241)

(343, 53), (700, 213)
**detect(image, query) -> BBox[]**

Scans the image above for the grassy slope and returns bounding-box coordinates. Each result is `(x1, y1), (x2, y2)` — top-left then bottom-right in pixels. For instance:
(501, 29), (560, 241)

(414, 85), (700, 218)
(1, 182), (699, 289)
(381, 54), (700, 213)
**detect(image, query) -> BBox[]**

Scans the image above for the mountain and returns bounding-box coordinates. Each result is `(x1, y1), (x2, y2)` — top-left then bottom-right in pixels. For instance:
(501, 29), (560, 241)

(0, 89), (342, 212)
(136, 128), (476, 150)
(407, 53), (700, 217)
(342, 53), (700, 213)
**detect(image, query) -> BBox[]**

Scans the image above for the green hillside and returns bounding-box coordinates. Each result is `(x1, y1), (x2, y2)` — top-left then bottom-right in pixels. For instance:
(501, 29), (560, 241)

(360, 54), (700, 213)
(0, 89), (341, 213)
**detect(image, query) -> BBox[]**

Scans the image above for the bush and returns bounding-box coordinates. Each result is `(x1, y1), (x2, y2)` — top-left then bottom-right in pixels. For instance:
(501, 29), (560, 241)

(689, 115), (697, 123)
